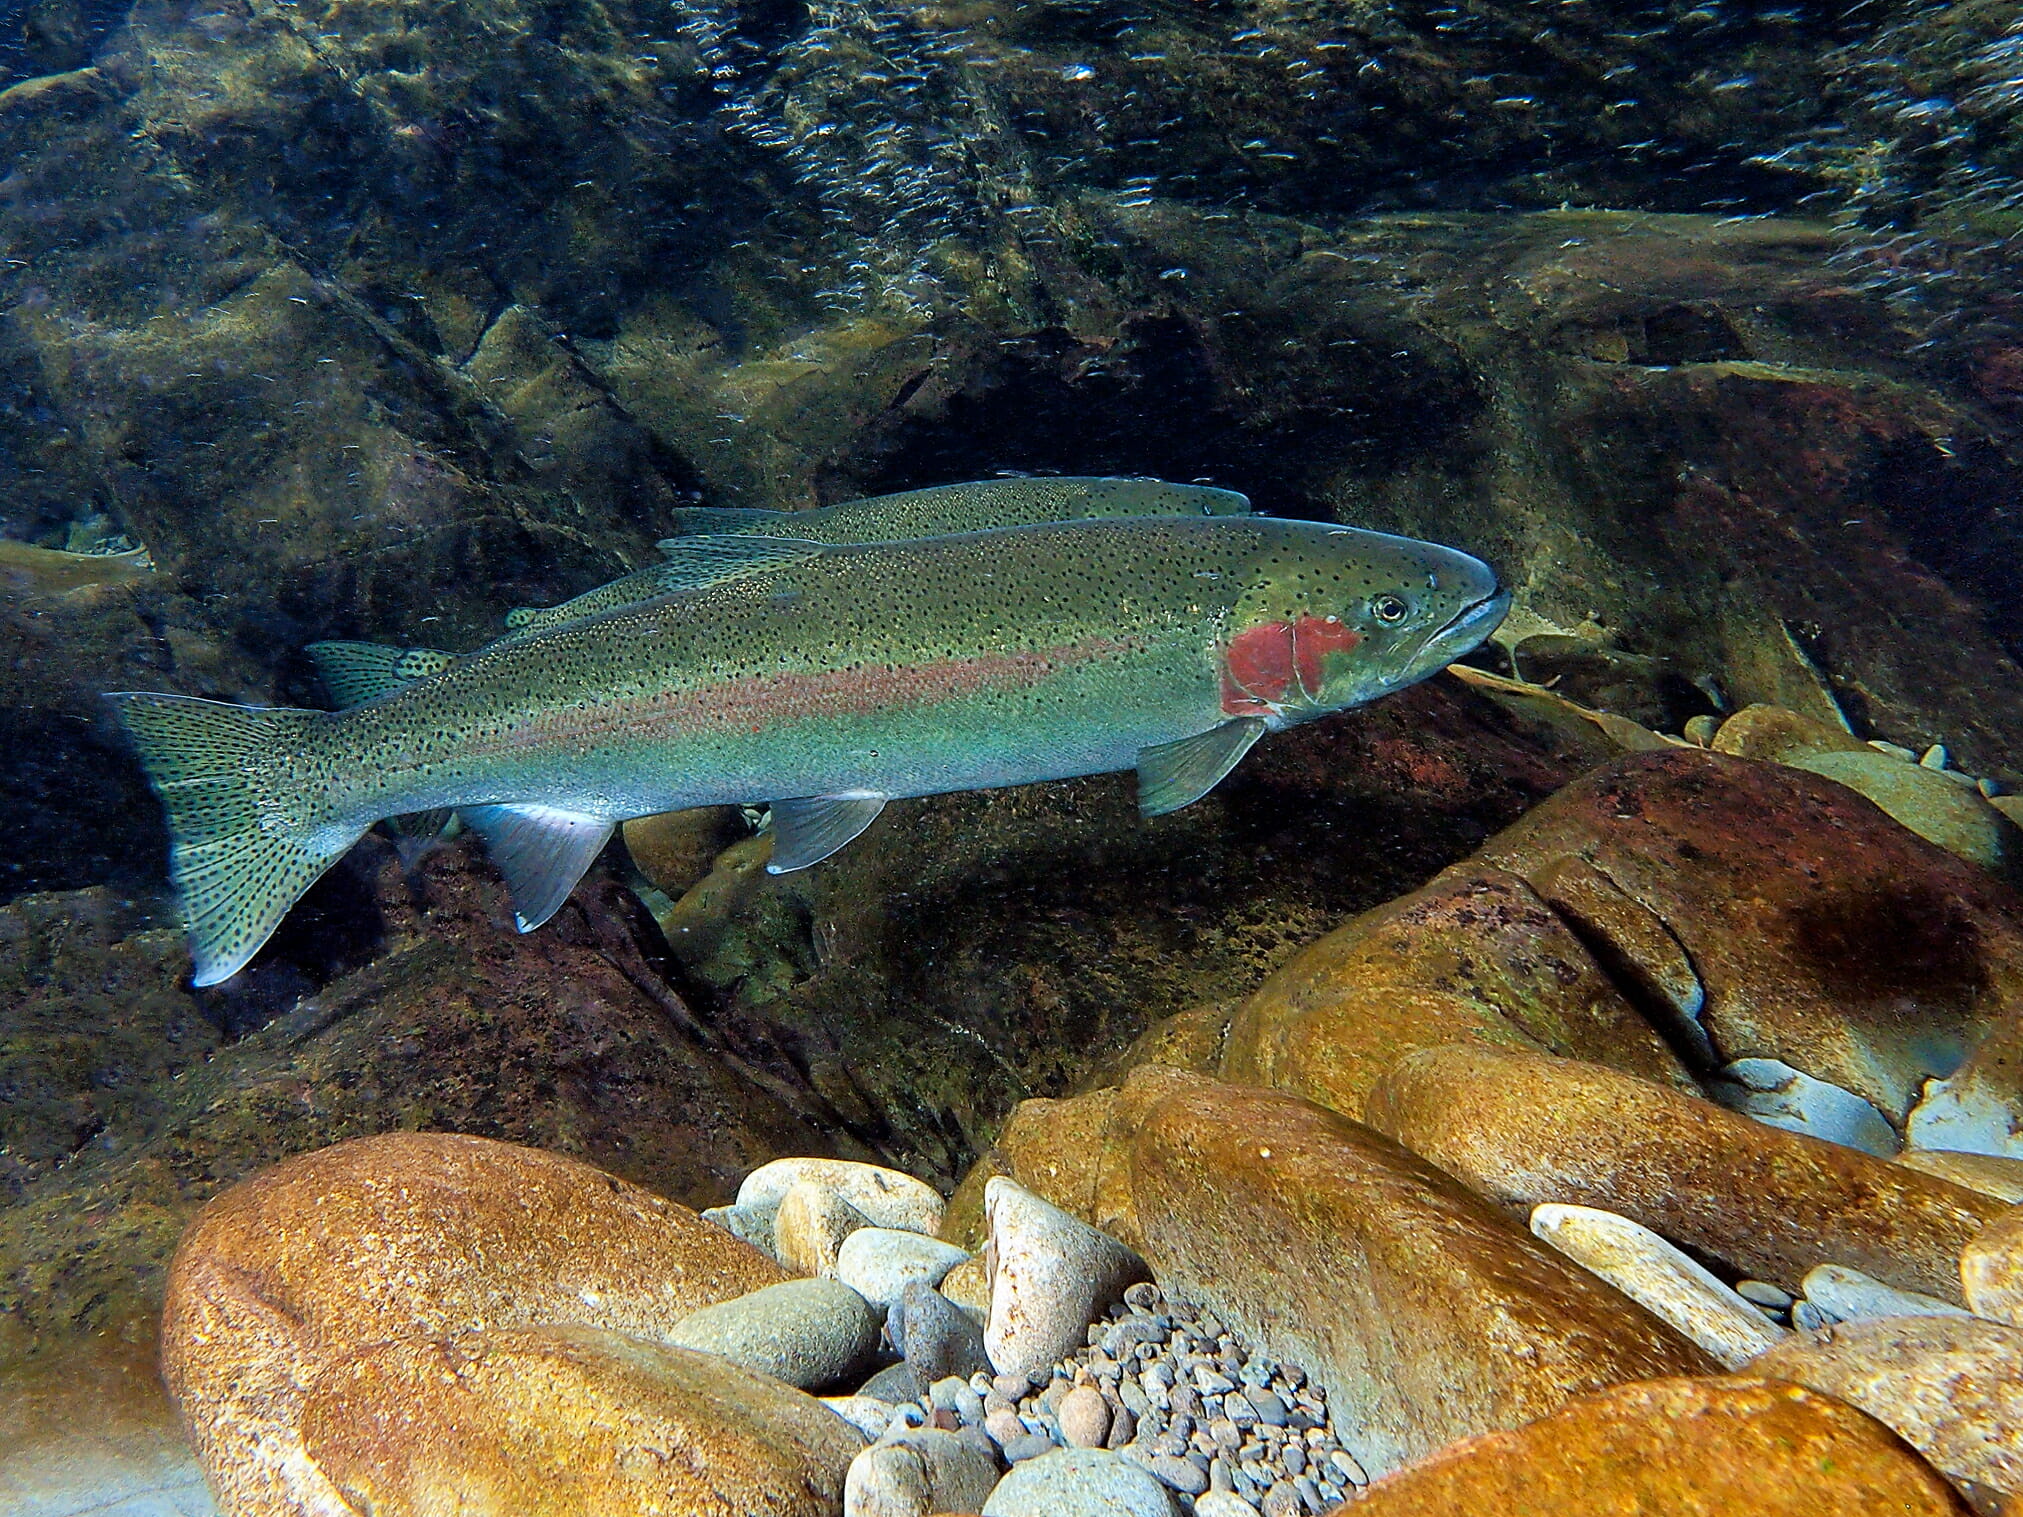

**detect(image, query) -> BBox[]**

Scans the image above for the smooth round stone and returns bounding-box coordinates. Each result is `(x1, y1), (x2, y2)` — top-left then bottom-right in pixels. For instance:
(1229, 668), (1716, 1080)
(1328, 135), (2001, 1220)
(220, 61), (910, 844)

(1146, 1451), (1211, 1494)
(845, 1426), (998, 1517)
(775, 1180), (875, 1278)
(983, 1178), (1151, 1382)
(838, 1227), (971, 1311)
(1059, 1384), (1111, 1448)
(668, 1277), (881, 1391)
(1737, 1280), (1796, 1311)
(983, 1447), (1177, 1517)
(738, 1159), (945, 1235)
(856, 1361), (920, 1404)
(1789, 749), (2022, 872)
(1196, 1493), (1262, 1517)
(1003, 1431), (1059, 1463)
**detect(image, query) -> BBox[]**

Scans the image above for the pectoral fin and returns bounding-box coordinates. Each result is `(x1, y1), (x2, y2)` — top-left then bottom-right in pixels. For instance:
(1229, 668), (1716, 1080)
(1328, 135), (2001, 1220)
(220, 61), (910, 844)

(306, 641), (454, 708)
(461, 803), (614, 931)
(1136, 718), (1268, 818)
(765, 795), (888, 873)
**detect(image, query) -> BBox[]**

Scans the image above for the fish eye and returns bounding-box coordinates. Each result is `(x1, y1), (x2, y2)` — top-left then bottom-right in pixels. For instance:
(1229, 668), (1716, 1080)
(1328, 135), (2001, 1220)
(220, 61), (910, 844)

(1370, 593), (1410, 624)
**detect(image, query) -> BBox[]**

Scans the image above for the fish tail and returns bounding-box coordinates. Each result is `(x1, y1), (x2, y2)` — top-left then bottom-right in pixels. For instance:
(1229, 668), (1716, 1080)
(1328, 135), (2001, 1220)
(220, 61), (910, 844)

(107, 692), (364, 987)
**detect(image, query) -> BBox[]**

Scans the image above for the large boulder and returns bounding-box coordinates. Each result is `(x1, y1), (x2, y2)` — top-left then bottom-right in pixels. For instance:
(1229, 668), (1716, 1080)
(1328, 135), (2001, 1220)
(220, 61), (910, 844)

(1366, 1043), (2005, 1302)
(301, 1325), (862, 1517)
(1344, 1375), (1968, 1516)
(161, 1132), (790, 1517)
(1222, 864), (1698, 1119)
(1103, 1067), (1714, 1479)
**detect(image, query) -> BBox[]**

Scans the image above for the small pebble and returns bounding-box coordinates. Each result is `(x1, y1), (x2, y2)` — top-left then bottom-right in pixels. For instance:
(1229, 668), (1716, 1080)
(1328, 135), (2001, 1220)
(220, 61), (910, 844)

(982, 1447), (1177, 1517)
(1004, 1431), (1059, 1463)
(1736, 1279), (1795, 1310)
(1146, 1452), (1210, 1495)
(1793, 1299), (1836, 1331)
(1196, 1494), (1261, 1517)
(1059, 1384), (1111, 1448)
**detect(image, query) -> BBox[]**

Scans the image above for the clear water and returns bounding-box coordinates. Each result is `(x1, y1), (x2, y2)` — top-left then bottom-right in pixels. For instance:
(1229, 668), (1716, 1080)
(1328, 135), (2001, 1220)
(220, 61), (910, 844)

(3, 0), (2021, 1509)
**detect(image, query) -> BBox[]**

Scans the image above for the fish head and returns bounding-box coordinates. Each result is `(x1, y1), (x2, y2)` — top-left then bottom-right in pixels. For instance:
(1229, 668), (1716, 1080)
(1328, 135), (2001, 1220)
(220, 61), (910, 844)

(1219, 522), (1509, 722)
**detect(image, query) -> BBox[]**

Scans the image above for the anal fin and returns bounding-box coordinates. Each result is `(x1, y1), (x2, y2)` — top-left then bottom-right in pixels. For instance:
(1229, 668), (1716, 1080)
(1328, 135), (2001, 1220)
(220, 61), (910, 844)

(765, 795), (888, 873)
(461, 803), (614, 930)
(1137, 718), (1268, 817)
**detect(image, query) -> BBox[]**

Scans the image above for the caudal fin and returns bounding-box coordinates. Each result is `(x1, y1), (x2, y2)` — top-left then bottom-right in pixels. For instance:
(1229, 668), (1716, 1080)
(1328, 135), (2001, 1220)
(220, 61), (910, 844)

(108, 692), (363, 986)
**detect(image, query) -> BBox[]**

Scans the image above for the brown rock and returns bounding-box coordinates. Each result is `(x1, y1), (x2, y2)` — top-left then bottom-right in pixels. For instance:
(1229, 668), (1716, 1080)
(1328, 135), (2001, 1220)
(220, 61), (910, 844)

(937, 1148), (1010, 1254)
(993, 1085), (1138, 1243)
(1710, 703), (1867, 764)
(162, 1132), (790, 1517)
(1895, 1149), (2023, 1203)
(1475, 749), (2023, 1126)
(621, 806), (748, 900)
(1366, 1044), (2004, 1302)
(773, 1180), (874, 1277)
(1222, 866), (1697, 1120)
(1749, 1315), (2023, 1509)
(1121, 1067), (1714, 1479)
(301, 1324), (861, 1517)
(1963, 1208), (2023, 1327)
(1347, 1375), (1968, 1515)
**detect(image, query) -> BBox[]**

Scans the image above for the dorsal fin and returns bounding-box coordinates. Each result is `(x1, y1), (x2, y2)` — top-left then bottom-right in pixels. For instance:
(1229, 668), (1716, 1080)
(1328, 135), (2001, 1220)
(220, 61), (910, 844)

(504, 536), (827, 636)
(306, 641), (454, 708)
(661, 506), (792, 540)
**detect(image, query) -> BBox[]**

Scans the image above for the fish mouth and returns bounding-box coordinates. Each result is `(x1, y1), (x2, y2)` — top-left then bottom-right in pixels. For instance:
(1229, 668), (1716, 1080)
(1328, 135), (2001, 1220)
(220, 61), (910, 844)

(1416, 587), (1512, 670)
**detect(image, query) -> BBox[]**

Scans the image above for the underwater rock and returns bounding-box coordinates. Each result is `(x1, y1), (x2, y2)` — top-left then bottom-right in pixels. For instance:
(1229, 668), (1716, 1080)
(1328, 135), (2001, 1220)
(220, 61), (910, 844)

(988, 1086), (1133, 1246)
(1798, 1265), (1968, 1325)
(1529, 1203), (1789, 1371)
(161, 1132), (789, 1517)
(1341, 1376), (1969, 1516)
(1710, 704), (1871, 766)
(983, 1178), (1149, 1384)
(302, 1325), (862, 1517)
(1783, 749), (2023, 877)
(1707, 1058), (1902, 1158)
(623, 807), (751, 902)
(1475, 749), (2023, 1129)
(0, 887), (217, 1202)
(774, 1180), (877, 1278)
(1961, 1207), (2023, 1328)
(667, 1278), (883, 1392)
(836, 1228), (970, 1314)
(1747, 1315), (2023, 1512)
(1894, 1150), (2023, 1203)
(740, 1158), (947, 1237)
(844, 1425), (1000, 1517)
(1365, 1044), (2004, 1304)
(981, 1447), (1173, 1517)
(1114, 1066), (1714, 1481)
(1222, 864), (1698, 1121)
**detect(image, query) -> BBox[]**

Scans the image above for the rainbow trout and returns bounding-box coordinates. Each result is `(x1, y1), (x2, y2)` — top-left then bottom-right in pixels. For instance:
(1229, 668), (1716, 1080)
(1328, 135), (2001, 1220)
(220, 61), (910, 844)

(112, 514), (1506, 986)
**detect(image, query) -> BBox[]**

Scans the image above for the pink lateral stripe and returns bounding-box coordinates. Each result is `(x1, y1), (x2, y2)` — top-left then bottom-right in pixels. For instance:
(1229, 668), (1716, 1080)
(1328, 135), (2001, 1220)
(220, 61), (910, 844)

(485, 632), (1142, 755)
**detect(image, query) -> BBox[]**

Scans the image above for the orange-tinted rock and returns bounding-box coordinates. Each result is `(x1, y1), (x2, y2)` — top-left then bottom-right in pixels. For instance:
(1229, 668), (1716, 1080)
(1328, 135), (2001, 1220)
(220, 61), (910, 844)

(1347, 1375), (1968, 1515)
(1895, 1150), (2023, 1203)
(1222, 866), (1696, 1119)
(992, 1085), (1140, 1245)
(621, 806), (748, 900)
(1367, 1044), (2003, 1301)
(1749, 1315), (2023, 1509)
(301, 1325), (861, 1517)
(1121, 1067), (1714, 1478)
(162, 1132), (789, 1517)
(1476, 749), (2023, 1125)
(1962, 1207), (2023, 1326)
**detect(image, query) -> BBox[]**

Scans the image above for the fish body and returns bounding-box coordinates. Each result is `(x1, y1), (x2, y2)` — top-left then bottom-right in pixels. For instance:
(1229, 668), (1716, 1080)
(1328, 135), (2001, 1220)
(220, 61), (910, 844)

(503, 475), (1250, 635)
(113, 514), (1504, 986)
